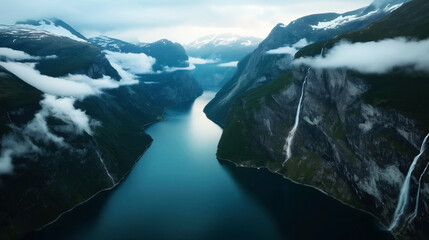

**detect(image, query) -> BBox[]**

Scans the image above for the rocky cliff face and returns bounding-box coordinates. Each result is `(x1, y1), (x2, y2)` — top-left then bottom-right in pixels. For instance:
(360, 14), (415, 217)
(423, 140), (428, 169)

(0, 20), (202, 239)
(204, 0), (410, 125)
(218, 65), (429, 239)
(215, 0), (429, 238)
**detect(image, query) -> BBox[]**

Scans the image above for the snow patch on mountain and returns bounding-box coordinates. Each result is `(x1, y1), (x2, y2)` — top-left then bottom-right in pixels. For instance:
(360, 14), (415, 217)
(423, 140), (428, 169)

(186, 33), (260, 49)
(16, 19), (86, 42)
(311, 10), (378, 30)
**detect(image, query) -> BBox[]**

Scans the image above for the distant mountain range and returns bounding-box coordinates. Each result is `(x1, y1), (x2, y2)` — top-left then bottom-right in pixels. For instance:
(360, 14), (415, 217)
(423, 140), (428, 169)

(185, 34), (262, 89)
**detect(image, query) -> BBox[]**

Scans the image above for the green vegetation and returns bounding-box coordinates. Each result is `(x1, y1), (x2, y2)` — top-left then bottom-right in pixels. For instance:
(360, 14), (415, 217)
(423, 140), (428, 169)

(296, 0), (429, 131)
(0, 68), (42, 136)
(217, 71), (293, 164)
(296, 0), (429, 59)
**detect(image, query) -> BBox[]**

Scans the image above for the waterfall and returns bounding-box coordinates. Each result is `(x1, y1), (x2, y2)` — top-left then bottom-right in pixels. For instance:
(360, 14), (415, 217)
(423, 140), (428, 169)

(282, 68), (310, 166)
(96, 151), (116, 186)
(282, 48), (324, 166)
(407, 153), (429, 224)
(389, 133), (429, 230)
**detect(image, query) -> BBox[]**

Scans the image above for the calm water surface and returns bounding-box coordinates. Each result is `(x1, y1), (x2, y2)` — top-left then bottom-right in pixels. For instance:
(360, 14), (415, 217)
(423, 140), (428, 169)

(28, 92), (392, 240)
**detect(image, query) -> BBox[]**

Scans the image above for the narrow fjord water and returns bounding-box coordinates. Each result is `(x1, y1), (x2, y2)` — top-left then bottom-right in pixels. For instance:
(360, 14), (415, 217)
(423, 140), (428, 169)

(28, 92), (392, 240)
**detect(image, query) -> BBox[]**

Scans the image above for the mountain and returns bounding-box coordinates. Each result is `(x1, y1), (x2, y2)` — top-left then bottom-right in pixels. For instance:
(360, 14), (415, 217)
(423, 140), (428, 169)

(204, 0), (410, 125)
(15, 18), (88, 42)
(0, 19), (201, 239)
(90, 36), (202, 105)
(185, 33), (261, 62)
(213, 0), (428, 239)
(185, 34), (262, 89)
(90, 36), (189, 72)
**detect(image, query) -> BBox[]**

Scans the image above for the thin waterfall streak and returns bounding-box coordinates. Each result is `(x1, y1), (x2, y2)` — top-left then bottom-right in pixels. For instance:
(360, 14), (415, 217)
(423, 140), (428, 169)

(282, 68), (310, 166)
(389, 133), (429, 231)
(282, 48), (324, 166)
(96, 151), (116, 186)
(407, 158), (429, 224)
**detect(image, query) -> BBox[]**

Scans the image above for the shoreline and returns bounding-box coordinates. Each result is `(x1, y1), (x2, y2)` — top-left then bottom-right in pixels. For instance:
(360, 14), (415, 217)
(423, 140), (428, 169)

(217, 156), (393, 235)
(32, 141), (153, 234)
(31, 93), (204, 235)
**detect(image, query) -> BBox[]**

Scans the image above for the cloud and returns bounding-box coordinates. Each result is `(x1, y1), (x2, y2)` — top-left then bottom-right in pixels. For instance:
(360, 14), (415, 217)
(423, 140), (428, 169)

(0, 61), (131, 98)
(0, 93), (96, 174)
(0, 47), (56, 61)
(294, 38), (429, 74)
(217, 61), (239, 67)
(0, 134), (39, 174)
(292, 38), (312, 48)
(104, 51), (155, 75)
(266, 46), (298, 55)
(41, 95), (92, 135)
(266, 38), (311, 55)
(188, 57), (218, 64)
(164, 64), (196, 72)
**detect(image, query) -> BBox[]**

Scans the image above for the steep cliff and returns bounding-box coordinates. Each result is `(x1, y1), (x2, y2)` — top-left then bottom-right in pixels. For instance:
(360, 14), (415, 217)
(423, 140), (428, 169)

(216, 0), (429, 238)
(0, 20), (201, 239)
(204, 0), (409, 125)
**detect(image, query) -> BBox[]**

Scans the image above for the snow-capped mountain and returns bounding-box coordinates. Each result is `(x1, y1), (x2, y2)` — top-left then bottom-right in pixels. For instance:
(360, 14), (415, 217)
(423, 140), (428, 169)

(205, 0), (410, 125)
(90, 36), (189, 71)
(15, 18), (87, 42)
(184, 34), (261, 88)
(0, 19), (201, 239)
(185, 33), (261, 62)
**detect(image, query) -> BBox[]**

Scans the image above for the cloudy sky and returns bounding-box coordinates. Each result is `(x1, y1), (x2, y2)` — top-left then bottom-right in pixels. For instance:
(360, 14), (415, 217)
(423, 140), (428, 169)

(1, 0), (371, 44)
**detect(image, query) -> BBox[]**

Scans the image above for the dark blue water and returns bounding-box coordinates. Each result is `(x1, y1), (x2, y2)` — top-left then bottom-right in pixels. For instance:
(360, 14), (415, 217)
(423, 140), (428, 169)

(28, 92), (393, 240)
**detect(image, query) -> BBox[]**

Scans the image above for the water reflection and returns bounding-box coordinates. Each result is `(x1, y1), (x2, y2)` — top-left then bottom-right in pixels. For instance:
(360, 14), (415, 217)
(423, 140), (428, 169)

(27, 92), (392, 240)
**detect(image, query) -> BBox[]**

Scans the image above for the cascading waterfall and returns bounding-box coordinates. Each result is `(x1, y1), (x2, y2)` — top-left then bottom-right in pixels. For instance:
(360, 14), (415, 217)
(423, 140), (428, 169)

(96, 151), (116, 186)
(407, 148), (429, 224)
(389, 133), (429, 230)
(282, 67), (310, 166)
(282, 48), (324, 166)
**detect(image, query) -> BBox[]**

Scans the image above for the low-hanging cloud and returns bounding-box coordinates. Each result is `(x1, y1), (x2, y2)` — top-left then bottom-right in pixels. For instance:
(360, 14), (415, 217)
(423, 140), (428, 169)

(104, 51), (155, 74)
(0, 94), (94, 174)
(188, 57), (218, 65)
(0, 47), (57, 61)
(217, 61), (238, 67)
(41, 95), (92, 135)
(266, 46), (298, 55)
(294, 38), (429, 74)
(266, 38), (311, 56)
(0, 61), (127, 98)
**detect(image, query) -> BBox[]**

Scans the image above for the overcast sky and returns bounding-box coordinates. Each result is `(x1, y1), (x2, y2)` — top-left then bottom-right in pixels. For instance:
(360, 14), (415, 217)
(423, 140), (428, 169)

(1, 0), (372, 44)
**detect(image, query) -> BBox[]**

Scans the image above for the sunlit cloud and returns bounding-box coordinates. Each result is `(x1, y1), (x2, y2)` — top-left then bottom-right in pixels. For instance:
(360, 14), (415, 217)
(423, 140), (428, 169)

(0, 0), (372, 44)
(294, 38), (429, 74)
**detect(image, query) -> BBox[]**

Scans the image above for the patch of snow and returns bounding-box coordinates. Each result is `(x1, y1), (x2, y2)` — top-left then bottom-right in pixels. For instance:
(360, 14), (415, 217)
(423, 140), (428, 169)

(16, 20), (86, 42)
(311, 10), (378, 30)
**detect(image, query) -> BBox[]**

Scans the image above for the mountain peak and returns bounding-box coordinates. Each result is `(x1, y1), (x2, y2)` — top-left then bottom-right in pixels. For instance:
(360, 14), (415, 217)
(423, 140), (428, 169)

(15, 18), (87, 42)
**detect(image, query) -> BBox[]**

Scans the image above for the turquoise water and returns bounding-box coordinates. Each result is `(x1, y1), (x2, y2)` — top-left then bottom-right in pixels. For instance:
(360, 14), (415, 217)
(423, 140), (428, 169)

(28, 92), (392, 240)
